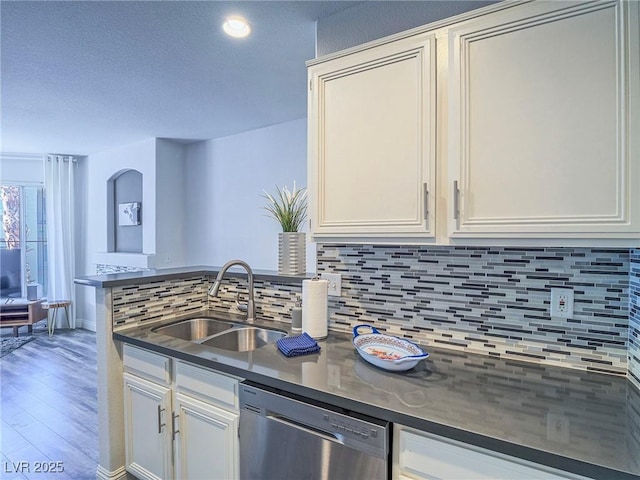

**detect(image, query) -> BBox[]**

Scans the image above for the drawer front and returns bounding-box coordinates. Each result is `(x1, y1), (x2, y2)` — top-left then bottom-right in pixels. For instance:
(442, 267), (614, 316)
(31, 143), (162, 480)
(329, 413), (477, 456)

(396, 428), (588, 480)
(123, 344), (171, 385)
(175, 360), (240, 411)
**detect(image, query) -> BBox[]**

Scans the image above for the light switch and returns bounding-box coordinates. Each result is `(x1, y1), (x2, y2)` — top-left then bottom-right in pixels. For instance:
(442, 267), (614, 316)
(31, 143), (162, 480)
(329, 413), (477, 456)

(320, 273), (342, 297)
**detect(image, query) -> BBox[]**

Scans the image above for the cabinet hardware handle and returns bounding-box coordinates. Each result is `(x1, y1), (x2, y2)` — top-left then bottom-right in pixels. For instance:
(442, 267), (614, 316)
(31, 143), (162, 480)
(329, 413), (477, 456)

(172, 412), (180, 440)
(267, 414), (344, 445)
(157, 406), (166, 434)
(423, 182), (429, 221)
(453, 181), (460, 221)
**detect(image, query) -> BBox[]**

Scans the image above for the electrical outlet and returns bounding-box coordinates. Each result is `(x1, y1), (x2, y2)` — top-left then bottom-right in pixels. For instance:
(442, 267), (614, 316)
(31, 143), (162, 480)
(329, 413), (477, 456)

(550, 288), (574, 318)
(320, 273), (342, 297)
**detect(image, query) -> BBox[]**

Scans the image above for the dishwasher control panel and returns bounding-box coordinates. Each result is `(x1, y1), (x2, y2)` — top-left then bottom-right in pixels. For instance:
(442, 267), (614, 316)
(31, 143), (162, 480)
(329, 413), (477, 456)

(323, 413), (381, 440)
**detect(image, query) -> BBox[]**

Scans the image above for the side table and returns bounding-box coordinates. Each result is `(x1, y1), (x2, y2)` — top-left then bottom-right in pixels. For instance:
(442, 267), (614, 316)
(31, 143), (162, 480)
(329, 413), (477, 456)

(43, 300), (72, 337)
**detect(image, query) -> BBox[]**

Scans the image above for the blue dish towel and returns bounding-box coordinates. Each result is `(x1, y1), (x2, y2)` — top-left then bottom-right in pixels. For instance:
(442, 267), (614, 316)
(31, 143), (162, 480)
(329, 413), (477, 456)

(277, 333), (321, 357)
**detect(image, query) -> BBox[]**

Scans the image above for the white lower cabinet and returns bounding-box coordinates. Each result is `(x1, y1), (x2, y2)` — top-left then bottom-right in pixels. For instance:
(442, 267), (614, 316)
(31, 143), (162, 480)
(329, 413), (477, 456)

(173, 392), (239, 480)
(123, 372), (173, 480)
(393, 425), (590, 480)
(122, 344), (240, 480)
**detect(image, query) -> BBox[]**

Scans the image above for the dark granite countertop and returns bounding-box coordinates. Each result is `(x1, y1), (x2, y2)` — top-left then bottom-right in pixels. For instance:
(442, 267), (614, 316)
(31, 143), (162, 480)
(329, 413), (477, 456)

(114, 310), (640, 480)
(75, 265), (311, 288)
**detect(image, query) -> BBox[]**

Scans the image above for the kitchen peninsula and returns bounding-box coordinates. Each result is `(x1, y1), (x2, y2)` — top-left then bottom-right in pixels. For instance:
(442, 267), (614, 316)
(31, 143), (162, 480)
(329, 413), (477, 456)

(76, 266), (640, 480)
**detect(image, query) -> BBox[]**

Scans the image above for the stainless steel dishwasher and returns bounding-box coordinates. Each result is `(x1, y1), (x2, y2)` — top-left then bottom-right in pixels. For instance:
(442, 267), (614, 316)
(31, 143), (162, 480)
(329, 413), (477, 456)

(239, 382), (390, 480)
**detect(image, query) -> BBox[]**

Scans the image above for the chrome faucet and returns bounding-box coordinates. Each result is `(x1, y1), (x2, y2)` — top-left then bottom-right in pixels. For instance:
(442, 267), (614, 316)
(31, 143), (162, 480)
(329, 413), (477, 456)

(208, 259), (255, 323)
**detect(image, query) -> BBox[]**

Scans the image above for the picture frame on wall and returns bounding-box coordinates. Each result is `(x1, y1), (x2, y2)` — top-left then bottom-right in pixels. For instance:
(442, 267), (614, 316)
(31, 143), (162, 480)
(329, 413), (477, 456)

(118, 202), (141, 226)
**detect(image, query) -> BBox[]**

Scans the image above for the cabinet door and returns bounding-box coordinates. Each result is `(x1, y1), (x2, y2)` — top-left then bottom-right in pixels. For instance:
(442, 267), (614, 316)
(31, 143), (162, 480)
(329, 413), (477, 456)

(448, 1), (640, 242)
(123, 372), (173, 480)
(394, 426), (589, 480)
(174, 392), (239, 480)
(308, 32), (437, 242)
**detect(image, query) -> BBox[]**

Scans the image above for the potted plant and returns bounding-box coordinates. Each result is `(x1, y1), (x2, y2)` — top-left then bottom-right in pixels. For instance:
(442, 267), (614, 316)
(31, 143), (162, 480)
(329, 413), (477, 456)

(263, 182), (307, 275)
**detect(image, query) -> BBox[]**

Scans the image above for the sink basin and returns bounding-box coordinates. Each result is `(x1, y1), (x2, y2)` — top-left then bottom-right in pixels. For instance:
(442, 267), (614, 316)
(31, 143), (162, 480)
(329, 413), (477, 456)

(152, 318), (234, 341)
(152, 316), (286, 352)
(200, 327), (286, 352)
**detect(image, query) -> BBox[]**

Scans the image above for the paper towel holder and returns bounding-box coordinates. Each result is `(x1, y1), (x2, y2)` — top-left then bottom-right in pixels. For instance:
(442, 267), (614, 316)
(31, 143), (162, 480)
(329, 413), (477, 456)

(302, 277), (329, 340)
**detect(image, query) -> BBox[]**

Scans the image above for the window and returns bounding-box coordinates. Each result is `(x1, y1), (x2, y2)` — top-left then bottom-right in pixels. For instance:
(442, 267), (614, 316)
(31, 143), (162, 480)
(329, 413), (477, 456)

(0, 184), (48, 298)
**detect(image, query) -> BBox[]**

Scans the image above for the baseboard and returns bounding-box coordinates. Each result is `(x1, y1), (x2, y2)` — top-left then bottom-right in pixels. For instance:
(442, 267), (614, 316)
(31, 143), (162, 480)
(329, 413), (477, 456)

(75, 316), (97, 332)
(96, 464), (128, 480)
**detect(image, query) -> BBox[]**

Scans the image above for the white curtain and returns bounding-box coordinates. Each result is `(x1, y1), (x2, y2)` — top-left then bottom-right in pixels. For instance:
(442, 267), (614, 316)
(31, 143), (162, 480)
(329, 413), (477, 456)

(45, 155), (76, 328)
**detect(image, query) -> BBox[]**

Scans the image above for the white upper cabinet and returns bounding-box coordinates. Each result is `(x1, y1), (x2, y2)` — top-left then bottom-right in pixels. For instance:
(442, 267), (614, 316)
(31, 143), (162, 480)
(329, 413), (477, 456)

(308, 0), (639, 246)
(308, 33), (437, 242)
(448, 0), (640, 244)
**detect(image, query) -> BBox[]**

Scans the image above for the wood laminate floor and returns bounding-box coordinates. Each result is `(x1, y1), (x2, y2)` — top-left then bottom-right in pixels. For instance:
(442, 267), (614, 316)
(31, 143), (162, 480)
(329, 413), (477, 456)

(0, 324), (98, 479)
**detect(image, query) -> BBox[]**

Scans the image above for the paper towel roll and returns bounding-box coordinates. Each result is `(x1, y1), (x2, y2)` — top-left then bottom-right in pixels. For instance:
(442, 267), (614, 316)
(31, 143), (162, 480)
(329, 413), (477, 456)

(302, 279), (328, 339)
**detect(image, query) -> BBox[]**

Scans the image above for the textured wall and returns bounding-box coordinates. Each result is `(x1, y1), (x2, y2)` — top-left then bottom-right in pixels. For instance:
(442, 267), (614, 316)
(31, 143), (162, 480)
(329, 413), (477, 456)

(318, 245), (630, 375)
(316, 0), (497, 56)
(630, 250), (640, 390)
(184, 120), (314, 272)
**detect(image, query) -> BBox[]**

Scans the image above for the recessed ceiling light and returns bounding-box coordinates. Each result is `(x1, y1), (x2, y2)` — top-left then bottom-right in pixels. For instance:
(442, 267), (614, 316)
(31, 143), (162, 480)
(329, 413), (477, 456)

(223, 16), (251, 38)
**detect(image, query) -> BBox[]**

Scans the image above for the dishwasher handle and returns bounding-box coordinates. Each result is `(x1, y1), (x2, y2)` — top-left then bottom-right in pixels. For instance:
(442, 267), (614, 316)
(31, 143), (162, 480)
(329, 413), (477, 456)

(267, 412), (345, 445)
(240, 382), (389, 459)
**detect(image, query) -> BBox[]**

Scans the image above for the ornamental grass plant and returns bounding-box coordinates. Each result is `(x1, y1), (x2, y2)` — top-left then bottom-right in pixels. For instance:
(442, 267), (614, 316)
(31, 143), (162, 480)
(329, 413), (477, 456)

(263, 182), (308, 232)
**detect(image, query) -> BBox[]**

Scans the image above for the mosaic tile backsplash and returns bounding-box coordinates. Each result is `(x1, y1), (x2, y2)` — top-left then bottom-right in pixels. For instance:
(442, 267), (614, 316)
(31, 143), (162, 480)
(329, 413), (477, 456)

(97, 264), (149, 275)
(206, 277), (301, 321)
(317, 245), (631, 375)
(111, 274), (301, 329)
(630, 249), (640, 390)
(112, 275), (208, 328)
(106, 246), (638, 381)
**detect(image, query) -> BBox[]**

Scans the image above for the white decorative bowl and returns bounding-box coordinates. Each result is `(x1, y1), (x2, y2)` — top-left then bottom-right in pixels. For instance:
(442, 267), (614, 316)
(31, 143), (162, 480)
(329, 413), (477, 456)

(352, 324), (429, 372)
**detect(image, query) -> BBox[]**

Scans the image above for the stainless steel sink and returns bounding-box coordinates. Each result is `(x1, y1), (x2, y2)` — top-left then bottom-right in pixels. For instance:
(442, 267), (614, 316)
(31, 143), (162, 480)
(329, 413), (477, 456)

(152, 318), (234, 341)
(200, 327), (286, 352)
(152, 317), (286, 352)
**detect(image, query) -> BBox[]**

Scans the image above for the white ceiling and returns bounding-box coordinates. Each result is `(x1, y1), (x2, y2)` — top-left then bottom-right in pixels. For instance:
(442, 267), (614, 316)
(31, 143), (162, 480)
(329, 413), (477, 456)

(0, 1), (360, 157)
